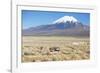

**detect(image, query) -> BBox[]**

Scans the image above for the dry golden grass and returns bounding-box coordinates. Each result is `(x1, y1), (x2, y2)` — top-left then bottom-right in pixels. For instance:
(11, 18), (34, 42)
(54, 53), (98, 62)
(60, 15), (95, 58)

(22, 36), (90, 62)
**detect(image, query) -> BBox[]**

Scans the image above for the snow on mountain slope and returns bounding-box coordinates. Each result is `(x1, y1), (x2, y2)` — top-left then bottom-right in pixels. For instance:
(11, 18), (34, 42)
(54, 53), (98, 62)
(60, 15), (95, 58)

(53, 16), (78, 24)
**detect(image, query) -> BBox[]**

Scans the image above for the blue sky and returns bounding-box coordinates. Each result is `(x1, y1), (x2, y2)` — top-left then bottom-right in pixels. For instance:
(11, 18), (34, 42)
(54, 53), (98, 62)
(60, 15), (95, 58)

(22, 10), (90, 29)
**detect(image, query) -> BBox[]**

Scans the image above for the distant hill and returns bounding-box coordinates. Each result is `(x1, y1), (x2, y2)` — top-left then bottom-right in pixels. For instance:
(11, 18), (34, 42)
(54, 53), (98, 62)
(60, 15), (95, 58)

(23, 16), (89, 37)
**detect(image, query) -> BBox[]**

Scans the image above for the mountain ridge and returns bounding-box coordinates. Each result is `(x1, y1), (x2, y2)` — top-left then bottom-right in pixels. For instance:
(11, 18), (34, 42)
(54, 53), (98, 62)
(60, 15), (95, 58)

(23, 16), (89, 36)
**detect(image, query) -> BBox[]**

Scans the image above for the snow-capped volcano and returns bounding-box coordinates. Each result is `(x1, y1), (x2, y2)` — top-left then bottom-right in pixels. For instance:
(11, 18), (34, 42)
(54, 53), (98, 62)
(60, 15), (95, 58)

(53, 16), (78, 24)
(23, 15), (89, 36)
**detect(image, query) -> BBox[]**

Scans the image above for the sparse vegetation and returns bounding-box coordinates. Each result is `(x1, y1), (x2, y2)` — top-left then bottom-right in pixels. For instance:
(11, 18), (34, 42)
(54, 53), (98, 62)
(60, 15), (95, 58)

(22, 36), (90, 62)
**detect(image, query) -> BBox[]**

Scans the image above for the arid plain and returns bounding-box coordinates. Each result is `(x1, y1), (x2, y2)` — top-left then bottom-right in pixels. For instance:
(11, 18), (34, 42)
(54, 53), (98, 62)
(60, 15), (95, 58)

(22, 36), (90, 62)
